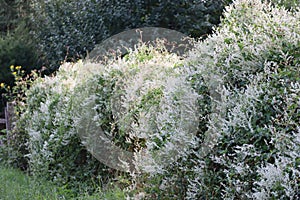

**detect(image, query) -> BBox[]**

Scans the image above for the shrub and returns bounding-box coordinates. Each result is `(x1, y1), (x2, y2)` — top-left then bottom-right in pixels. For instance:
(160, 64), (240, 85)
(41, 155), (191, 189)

(16, 62), (111, 192)
(12, 43), (201, 194)
(184, 0), (300, 199)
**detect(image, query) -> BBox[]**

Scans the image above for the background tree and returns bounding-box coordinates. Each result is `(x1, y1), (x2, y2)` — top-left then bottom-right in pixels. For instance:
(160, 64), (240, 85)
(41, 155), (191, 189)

(31, 0), (233, 70)
(0, 0), (41, 110)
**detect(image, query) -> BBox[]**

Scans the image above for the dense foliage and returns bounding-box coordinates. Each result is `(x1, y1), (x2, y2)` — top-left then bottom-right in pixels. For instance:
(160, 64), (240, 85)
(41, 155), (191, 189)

(1, 0), (299, 199)
(31, 0), (231, 69)
(185, 0), (300, 198)
(0, 28), (39, 85)
(0, 28), (41, 111)
(0, 0), (32, 34)
(0, 0), (40, 110)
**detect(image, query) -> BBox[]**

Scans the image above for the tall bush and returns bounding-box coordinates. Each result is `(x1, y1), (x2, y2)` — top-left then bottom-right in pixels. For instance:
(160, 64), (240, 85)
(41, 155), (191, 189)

(12, 44), (201, 193)
(16, 61), (112, 191)
(184, 0), (300, 199)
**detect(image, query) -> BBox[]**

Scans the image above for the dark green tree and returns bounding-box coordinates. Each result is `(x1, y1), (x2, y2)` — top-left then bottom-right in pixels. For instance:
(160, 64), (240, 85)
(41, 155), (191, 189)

(0, 0), (41, 110)
(31, 0), (232, 70)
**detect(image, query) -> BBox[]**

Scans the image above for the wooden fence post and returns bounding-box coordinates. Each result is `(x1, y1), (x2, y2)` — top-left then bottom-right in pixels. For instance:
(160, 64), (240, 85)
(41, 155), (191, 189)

(5, 102), (14, 131)
(5, 102), (15, 144)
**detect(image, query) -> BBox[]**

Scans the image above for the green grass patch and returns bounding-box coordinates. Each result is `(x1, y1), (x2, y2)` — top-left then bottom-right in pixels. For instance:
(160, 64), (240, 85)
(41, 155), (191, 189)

(0, 164), (73, 199)
(0, 164), (126, 200)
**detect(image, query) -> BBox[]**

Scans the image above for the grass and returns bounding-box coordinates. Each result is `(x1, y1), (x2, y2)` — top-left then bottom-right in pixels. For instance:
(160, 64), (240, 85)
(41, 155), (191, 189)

(0, 164), (126, 200)
(0, 164), (73, 199)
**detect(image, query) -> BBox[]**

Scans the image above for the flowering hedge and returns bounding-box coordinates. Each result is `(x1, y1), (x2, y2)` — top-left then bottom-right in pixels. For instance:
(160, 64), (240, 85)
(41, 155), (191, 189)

(13, 43), (202, 193)
(185, 0), (300, 199)
(3, 0), (300, 198)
